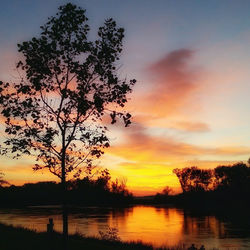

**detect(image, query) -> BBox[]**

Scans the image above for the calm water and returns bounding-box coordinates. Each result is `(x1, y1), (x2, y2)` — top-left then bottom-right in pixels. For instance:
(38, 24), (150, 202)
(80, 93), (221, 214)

(0, 205), (250, 249)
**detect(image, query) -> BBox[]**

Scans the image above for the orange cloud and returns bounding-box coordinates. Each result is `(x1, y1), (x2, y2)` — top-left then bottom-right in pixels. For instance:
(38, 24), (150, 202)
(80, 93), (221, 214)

(107, 123), (250, 163)
(133, 115), (210, 132)
(123, 49), (211, 133)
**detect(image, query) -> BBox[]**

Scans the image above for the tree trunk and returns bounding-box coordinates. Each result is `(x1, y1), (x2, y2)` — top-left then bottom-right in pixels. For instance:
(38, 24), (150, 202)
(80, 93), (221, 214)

(62, 183), (68, 241)
(61, 148), (68, 249)
(62, 197), (68, 247)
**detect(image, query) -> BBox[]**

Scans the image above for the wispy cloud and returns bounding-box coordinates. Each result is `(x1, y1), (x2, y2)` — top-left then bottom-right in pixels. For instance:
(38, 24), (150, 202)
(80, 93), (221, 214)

(126, 49), (211, 133)
(143, 49), (199, 116)
(107, 123), (250, 163)
(169, 121), (210, 132)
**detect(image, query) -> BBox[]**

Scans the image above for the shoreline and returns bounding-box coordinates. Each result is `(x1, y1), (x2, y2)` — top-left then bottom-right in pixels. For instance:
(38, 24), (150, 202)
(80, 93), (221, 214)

(0, 222), (206, 250)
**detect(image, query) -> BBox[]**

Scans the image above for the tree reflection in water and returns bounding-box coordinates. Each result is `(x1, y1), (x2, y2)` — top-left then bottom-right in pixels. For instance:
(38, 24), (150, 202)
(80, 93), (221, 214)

(0, 206), (249, 249)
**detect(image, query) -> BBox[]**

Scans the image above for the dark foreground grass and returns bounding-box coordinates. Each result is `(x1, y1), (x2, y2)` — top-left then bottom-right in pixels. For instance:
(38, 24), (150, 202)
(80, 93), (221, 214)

(0, 223), (207, 250)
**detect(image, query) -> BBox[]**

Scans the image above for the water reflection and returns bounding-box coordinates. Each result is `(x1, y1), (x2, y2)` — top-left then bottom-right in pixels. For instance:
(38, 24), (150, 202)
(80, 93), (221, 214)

(0, 205), (250, 249)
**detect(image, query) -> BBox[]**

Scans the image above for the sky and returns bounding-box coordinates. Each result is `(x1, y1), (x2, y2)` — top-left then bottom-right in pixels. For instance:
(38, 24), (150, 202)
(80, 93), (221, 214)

(1, 0), (250, 195)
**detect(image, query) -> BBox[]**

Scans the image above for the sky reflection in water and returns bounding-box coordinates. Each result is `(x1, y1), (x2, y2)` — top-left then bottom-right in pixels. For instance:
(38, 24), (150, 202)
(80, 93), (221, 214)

(0, 206), (250, 249)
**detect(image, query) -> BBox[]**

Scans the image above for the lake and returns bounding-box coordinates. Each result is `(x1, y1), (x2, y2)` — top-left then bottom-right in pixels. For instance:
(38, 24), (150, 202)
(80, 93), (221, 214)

(0, 205), (249, 249)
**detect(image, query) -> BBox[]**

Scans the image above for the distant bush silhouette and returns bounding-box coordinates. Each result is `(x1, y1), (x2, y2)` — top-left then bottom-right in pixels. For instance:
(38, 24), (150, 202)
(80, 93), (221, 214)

(161, 186), (173, 196)
(0, 169), (133, 207)
(154, 186), (173, 203)
(68, 169), (133, 205)
(0, 171), (9, 187)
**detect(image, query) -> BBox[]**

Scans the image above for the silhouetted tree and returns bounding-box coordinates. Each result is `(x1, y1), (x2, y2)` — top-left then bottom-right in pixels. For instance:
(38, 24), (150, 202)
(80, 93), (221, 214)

(174, 162), (250, 197)
(0, 171), (9, 187)
(111, 177), (127, 194)
(0, 3), (135, 242)
(173, 167), (213, 193)
(214, 162), (250, 192)
(161, 186), (173, 196)
(154, 185), (173, 202)
(247, 158), (250, 167)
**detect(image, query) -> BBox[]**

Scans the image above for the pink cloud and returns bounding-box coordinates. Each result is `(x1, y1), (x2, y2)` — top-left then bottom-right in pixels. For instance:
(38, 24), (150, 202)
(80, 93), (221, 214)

(107, 123), (250, 162)
(125, 49), (210, 132)
(144, 49), (199, 115)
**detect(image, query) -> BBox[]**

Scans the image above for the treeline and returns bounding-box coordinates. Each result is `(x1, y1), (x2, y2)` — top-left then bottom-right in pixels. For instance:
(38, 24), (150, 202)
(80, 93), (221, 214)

(173, 162), (250, 193)
(155, 162), (250, 208)
(0, 170), (133, 207)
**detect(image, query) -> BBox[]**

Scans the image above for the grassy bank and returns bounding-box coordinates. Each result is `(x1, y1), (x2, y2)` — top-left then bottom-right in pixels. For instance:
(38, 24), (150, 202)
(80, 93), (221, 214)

(0, 223), (204, 250)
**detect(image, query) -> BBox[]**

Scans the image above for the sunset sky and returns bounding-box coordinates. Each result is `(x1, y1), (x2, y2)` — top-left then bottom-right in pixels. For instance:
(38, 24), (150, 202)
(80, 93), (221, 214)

(1, 0), (250, 195)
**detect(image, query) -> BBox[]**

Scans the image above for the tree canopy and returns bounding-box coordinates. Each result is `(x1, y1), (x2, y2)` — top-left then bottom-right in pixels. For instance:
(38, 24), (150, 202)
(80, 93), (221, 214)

(173, 162), (250, 193)
(0, 3), (136, 182)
